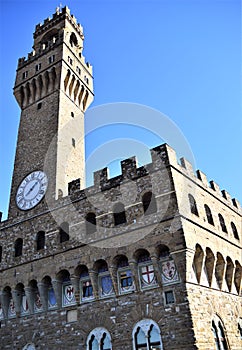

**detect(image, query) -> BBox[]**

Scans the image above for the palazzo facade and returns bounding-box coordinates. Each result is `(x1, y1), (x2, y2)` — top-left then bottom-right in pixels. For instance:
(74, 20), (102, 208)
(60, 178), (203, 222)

(0, 6), (241, 350)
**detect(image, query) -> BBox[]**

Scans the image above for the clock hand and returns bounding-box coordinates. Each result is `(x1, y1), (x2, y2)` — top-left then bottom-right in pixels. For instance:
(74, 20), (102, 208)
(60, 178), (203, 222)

(25, 181), (38, 197)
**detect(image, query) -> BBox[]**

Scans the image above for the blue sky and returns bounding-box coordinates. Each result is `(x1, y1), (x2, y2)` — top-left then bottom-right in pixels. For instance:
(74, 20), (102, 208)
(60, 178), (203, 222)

(0, 0), (241, 219)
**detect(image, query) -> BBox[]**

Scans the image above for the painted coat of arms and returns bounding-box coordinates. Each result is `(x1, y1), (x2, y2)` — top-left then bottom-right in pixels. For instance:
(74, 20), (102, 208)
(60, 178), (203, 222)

(140, 264), (157, 287)
(161, 259), (179, 285)
(34, 292), (42, 312)
(21, 294), (29, 314)
(8, 298), (16, 317)
(100, 275), (113, 296)
(63, 284), (76, 306)
(120, 269), (134, 292)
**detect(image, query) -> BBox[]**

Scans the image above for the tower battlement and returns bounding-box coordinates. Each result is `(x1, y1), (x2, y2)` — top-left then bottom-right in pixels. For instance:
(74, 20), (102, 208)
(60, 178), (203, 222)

(34, 6), (83, 38)
(17, 6), (92, 74)
(67, 143), (241, 212)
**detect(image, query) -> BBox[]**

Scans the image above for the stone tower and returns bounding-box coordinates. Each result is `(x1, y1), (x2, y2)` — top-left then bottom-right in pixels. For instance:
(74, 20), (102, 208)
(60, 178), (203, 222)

(9, 6), (93, 218)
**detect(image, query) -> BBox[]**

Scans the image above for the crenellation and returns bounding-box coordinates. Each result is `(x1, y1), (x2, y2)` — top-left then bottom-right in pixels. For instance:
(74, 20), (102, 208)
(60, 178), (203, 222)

(196, 170), (208, 187)
(121, 156), (138, 178)
(221, 189), (230, 202)
(68, 178), (81, 195)
(93, 167), (109, 189)
(209, 180), (220, 193)
(180, 157), (194, 176)
(232, 198), (240, 209)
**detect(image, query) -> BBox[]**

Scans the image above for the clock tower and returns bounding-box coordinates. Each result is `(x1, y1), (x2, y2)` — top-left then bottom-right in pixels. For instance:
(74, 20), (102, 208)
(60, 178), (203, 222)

(8, 6), (94, 218)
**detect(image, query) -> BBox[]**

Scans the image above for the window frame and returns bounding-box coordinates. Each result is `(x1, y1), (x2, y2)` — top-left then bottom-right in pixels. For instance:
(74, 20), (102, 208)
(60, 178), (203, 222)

(132, 319), (163, 350)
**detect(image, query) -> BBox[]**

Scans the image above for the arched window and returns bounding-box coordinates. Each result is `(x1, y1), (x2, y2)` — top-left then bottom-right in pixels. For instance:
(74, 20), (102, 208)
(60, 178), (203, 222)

(14, 238), (23, 257)
(225, 257), (234, 292)
(15, 283), (29, 316)
(188, 194), (199, 216)
(204, 205), (214, 225)
(76, 265), (94, 302)
(115, 255), (134, 294)
(42, 275), (57, 310)
(214, 253), (225, 290)
(158, 245), (179, 285)
(95, 260), (114, 298)
(234, 261), (242, 295)
(212, 315), (229, 350)
(87, 328), (112, 350)
(133, 319), (163, 350)
(36, 231), (45, 250)
(59, 222), (70, 243)
(142, 192), (157, 216)
(192, 244), (204, 283)
(3, 286), (16, 318)
(231, 222), (239, 240)
(204, 248), (215, 287)
(29, 279), (42, 313)
(57, 270), (76, 307)
(85, 212), (97, 234)
(70, 32), (78, 47)
(218, 214), (227, 233)
(136, 250), (157, 289)
(113, 203), (126, 226)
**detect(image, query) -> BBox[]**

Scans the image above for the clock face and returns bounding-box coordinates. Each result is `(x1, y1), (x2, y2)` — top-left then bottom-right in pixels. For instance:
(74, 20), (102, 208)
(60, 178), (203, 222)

(16, 171), (48, 210)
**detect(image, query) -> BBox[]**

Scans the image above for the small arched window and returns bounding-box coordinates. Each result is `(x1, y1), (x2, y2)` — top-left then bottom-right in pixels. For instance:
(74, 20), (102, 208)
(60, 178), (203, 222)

(42, 275), (57, 310)
(158, 245), (180, 286)
(204, 205), (214, 225)
(188, 194), (199, 216)
(95, 260), (114, 298)
(57, 269), (76, 307)
(136, 250), (157, 289)
(192, 244), (204, 284)
(14, 238), (23, 257)
(133, 319), (163, 350)
(234, 261), (242, 295)
(85, 212), (97, 234)
(59, 222), (70, 243)
(116, 255), (134, 294)
(212, 316), (229, 350)
(70, 32), (78, 47)
(142, 192), (157, 216)
(231, 222), (239, 240)
(36, 231), (45, 250)
(113, 203), (126, 226)
(214, 253), (225, 290)
(87, 327), (112, 350)
(15, 283), (29, 316)
(218, 214), (227, 233)
(78, 265), (94, 302)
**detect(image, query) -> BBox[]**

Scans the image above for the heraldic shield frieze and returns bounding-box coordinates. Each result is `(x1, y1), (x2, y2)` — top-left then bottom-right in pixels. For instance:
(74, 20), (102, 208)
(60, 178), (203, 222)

(63, 283), (76, 306)
(119, 269), (134, 293)
(140, 264), (157, 288)
(100, 275), (114, 296)
(161, 259), (179, 285)
(21, 294), (29, 315)
(34, 292), (43, 312)
(8, 298), (16, 318)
